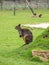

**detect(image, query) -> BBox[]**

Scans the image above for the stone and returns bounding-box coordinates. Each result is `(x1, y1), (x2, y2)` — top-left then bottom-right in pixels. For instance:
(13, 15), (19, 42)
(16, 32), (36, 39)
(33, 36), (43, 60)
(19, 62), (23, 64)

(32, 50), (49, 61)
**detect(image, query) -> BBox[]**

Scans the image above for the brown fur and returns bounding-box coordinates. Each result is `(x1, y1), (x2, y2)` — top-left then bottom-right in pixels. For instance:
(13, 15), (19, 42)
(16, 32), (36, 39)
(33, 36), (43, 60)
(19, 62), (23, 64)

(15, 24), (33, 44)
(23, 34), (33, 44)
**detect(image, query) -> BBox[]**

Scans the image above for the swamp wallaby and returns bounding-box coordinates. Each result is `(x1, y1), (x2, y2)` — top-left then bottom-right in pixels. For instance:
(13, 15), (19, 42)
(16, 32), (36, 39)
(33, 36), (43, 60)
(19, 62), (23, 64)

(15, 24), (33, 45)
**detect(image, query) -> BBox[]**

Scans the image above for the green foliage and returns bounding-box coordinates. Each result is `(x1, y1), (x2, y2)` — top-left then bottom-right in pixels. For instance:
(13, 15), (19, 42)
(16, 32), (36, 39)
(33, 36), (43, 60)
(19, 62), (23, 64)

(0, 10), (49, 65)
(33, 27), (49, 50)
(31, 56), (42, 62)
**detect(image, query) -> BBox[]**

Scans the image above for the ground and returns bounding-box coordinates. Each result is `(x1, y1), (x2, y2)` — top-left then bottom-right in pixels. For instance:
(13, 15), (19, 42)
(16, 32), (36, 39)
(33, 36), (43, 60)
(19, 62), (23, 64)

(0, 9), (49, 65)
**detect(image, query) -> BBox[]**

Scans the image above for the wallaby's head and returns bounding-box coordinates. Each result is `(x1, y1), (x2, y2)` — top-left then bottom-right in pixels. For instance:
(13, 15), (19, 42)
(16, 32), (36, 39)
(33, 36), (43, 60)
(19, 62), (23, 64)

(15, 24), (22, 37)
(15, 24), (21, 30)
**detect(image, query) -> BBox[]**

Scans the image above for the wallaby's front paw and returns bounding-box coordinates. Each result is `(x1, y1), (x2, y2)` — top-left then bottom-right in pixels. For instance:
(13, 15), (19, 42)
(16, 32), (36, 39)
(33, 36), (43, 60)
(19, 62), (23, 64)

(19, 35), (22, 37)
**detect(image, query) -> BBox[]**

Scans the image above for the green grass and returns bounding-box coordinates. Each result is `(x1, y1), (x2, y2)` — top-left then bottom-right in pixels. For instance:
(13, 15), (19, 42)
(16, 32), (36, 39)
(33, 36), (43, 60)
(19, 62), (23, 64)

(0, 9), (49, 65)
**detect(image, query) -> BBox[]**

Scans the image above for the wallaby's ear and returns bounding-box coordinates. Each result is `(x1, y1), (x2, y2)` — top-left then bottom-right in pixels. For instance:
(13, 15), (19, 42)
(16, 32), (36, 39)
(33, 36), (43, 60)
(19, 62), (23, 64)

(18, 24), (21, 27)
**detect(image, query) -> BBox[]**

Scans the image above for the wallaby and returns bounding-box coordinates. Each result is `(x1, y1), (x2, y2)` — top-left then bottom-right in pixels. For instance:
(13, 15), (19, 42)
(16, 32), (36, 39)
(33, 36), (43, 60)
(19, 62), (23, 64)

(15, 24), (33, 45)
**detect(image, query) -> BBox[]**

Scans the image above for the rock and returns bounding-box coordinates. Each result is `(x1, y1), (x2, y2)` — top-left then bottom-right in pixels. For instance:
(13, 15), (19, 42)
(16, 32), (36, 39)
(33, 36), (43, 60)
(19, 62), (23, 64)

(32, 50), (49, 61)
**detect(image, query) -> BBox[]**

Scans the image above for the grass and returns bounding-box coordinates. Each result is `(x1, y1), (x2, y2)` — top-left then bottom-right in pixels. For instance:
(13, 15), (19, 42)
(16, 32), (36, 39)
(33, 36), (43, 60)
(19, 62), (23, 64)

(0, 9), (49, 65)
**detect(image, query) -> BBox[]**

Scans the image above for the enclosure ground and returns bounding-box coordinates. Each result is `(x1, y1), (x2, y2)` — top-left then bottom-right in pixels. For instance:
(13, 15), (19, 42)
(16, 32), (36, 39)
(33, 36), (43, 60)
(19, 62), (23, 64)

(0, 10), (49, 65)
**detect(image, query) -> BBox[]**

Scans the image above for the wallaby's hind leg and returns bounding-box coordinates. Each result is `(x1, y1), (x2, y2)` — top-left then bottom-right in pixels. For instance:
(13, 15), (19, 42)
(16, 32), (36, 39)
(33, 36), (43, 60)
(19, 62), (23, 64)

(24, 34), (33, 44)
(25, 41), (29, 45)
